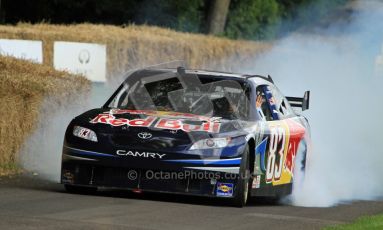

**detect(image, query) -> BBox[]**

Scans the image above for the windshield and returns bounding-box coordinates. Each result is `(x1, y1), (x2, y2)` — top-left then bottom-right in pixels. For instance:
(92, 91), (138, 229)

(106, 70), (251, 120)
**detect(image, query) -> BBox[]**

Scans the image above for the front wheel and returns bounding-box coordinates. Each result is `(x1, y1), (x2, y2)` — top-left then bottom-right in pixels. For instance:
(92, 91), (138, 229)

(231, 145), (252, 207)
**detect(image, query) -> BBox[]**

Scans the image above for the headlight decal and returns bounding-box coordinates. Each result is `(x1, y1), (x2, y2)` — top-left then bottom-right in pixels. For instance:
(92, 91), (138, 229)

(73, 126), (98, 142)
(189, 137), (231, 150)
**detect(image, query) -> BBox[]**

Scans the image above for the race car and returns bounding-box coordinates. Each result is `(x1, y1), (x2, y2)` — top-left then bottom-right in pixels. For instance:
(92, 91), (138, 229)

(61, 67), (311, 207)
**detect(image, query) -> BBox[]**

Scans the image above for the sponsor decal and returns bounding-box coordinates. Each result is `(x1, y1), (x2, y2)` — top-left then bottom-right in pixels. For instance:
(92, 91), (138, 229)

(154, 118), (220, 133)
(285, 139), (298, 174)
(255, 138), (268, 172)
(284, 120), (306, 173)
(252, 175), (261, 189)
(90, 114), (156, 127)
(116, 150), (166, 159)
(259, 119), (305, 186)
(90, 110), (221, 133)
(216, 182), (234, 197)
(62, 170), (74, 184)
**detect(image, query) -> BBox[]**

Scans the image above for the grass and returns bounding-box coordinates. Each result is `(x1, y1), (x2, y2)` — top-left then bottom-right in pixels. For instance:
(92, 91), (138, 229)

(0, 56), (90, 176)
(0, 163), (21, 176)
(324, 214), (383, 230)
(0, 23), (271, 81)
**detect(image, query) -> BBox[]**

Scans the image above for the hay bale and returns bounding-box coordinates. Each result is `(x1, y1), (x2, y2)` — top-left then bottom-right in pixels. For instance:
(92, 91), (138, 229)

(0, 23), (271, 81)
(0, 56), (90, 175)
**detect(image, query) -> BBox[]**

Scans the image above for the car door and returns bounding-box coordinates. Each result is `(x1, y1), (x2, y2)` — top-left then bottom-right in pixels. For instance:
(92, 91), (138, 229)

(252, 84), (306, 194)
(268, 84), (309, 176)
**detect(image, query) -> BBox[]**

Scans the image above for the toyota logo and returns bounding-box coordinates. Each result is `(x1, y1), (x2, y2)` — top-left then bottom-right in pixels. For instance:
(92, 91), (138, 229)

(138, 132), (152, 139)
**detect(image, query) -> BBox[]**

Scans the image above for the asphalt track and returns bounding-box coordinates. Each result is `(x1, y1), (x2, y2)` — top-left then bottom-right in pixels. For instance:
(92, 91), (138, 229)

(1, 175), (383, 230)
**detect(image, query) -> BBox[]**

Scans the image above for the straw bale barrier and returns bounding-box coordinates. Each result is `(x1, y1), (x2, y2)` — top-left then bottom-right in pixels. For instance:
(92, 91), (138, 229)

(0, 56), (89, 175)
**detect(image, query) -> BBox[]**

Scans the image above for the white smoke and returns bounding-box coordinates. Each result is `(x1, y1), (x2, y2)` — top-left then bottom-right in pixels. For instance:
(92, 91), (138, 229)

(19, 83), (114, 182)
(18, 0), (383, 207)
(17, 63), (180, 182)
(245, 0), (383, 207)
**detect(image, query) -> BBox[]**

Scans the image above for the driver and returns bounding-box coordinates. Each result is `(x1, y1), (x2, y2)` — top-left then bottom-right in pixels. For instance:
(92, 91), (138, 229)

(256, 91), (266, 120)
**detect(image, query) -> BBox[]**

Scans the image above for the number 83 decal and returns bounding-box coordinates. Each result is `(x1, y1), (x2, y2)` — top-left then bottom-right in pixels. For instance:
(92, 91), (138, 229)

(266, 126), (287, 184)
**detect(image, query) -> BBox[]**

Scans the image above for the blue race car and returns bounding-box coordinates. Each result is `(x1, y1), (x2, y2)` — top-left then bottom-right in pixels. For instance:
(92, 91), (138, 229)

(61, 67), (311, 207)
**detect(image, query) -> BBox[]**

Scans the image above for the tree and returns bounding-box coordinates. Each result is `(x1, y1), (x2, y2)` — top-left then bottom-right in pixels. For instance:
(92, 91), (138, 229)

(206, 0), (231, 35)
(0, 0), (3, 23)
(224, 0), (279, 40)
(134, 0), (204, 33)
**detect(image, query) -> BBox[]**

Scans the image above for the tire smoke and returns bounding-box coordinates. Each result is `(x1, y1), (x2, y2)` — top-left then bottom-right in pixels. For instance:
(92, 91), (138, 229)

(19, 83), (114, 182)
(245, 0), (383, 207)
(18, 1), (383, 207)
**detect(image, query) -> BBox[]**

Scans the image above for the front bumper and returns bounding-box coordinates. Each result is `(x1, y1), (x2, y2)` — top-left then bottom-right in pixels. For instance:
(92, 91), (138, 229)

(61, 146), (242, 198)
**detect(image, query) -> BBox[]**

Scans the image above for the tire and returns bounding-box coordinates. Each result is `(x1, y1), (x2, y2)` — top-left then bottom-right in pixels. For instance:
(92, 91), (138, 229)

(301, 146), (307, 172)
(290, 140), (308, 196)
(231, 144), (252, 207)
(64, 184), (97, 194)
(297, 140), (308, 175)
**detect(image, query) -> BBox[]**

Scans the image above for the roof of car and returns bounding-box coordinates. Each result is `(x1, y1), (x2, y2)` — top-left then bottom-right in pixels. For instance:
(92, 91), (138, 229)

(184, 69), (248, 78)
(125, 67), (274, 84)
(140, 68), (246, 78)
(134, 68), (273, 83)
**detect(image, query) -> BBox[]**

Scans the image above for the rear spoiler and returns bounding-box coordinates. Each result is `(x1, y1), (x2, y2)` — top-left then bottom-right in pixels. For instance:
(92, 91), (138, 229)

(286, 91), (310, 111)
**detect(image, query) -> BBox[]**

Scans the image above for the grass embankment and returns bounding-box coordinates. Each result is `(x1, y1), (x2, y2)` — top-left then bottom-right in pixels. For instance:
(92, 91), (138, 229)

(0, 23), (270, 81)
(0, 56), (90, 175)
(324, 214), (383, 230)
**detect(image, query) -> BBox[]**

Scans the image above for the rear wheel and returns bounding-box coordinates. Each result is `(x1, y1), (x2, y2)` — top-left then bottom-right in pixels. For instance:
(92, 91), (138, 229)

(232, 145), (252, 207)
(64, 184), (97, 194)
(289, 140), (308, 198)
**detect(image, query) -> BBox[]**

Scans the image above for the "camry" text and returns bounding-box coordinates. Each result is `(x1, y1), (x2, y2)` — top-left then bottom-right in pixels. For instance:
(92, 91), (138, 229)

(116, 150), (166, 159)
